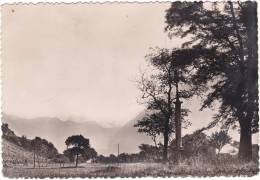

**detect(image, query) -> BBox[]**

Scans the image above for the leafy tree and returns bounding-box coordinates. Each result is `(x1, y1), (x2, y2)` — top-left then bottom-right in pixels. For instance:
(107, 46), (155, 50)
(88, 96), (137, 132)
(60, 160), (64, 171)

(82, 147), (98, 162)
(2, 123), (19, 145)
(137, 48), (193, 161)
(63, 148), (76, 163)
(210, 131), (232, 154)
(170, 129), (210, 157)
(95, 155), (106, 163)
(53, 154), (70, 167)
(165, 1), (258, 161)
(65, 135), (90, 167)
(138, 143), (162, 161)
(20, 135), (31, 150)
(108, 154), (117, 163)
(134, 110), (190, 147)
(31, 136), (59, 168)
(134, 112), (166, 146)
(2, 123), (15, 137)
(118, 153), (133, 163)
(45, 142), (59, 159)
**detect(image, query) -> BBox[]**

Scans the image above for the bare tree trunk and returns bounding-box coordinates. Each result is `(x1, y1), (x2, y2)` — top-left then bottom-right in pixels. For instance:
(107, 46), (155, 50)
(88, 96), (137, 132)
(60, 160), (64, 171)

(163, 119), (170, 162)
(152, 136), (157, 147)
(229, 1), (256, 162)
(75, 153), (79, 167)
(217, 148), (221, 155)
(33, 151), (36, 168)
(239, 118), (252, 161)
(37, 154), (40, 168)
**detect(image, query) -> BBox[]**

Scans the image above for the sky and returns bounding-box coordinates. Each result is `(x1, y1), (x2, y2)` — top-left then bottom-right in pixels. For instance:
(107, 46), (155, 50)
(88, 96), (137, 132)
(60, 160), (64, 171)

(2, 3), (258, 144)
(2, 4), (259, 161)
(2, 3), (181, 125)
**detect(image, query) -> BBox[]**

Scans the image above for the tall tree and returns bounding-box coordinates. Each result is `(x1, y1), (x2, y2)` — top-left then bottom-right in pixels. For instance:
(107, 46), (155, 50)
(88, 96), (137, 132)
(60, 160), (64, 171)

(65, 135), (90, 167)
(165, 1), (258, 161)
(137, 48), (193, 161)
(31, 137), (42, 168)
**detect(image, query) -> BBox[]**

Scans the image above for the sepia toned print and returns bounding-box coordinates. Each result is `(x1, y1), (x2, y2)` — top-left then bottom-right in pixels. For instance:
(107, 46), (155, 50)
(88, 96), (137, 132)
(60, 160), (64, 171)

(1, 1), (259, 177)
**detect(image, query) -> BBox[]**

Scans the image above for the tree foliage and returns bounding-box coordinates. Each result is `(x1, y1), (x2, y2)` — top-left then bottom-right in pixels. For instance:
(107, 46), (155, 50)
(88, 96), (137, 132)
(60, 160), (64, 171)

(210, 130), (232, 154)
(136, 48), (194, 161)
(170, 129), (210, 156)
(64, 135), (90, 167)
(165, 1), (258, 160)
(82, 147), (98, 162)
(134, 112), (163, 146)
(134, 110), (190, 146)
(53, 154), (70, 167)
(138, 143), (163, 161)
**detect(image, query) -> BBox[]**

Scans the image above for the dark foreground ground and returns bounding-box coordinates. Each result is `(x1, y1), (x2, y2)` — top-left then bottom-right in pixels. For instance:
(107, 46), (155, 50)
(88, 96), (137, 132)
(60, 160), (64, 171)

(3, 161), (259, 178)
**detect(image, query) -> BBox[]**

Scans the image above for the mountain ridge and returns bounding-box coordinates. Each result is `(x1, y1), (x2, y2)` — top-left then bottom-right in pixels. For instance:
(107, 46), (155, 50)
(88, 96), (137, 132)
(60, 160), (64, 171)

(2, 112), (152, 155)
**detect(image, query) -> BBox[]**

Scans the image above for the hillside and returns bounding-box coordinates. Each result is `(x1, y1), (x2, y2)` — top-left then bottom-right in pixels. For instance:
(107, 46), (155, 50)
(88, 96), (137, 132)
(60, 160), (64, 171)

(2, 122), (58, 167)
(2, 139), (32, 165)
(2, 139), (46, 167)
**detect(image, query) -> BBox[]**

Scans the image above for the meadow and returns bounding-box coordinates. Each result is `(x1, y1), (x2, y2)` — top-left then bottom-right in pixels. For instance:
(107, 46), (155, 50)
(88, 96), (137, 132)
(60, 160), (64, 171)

(3, 159), (259, 178)
(2, 127), (259, 178)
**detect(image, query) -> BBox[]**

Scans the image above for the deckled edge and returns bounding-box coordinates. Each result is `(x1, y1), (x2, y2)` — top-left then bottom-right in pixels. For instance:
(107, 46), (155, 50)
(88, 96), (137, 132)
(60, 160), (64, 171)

(0, 0), (259, 180)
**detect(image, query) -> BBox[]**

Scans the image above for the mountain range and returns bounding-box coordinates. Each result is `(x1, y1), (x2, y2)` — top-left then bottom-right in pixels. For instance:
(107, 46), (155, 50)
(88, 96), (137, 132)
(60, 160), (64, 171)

(2, 112), (152, 155)
(2, 112), (258, 155)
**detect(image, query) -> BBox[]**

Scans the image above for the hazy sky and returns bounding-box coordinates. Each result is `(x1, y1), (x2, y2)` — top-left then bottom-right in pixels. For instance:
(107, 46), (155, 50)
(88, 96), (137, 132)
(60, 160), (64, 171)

(1, 3), (222, 130)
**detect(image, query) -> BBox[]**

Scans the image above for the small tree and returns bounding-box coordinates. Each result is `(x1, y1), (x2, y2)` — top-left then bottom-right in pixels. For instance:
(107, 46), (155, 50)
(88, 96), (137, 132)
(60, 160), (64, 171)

(53, 154), (70, 167)
(170, 129), (210, 157)
(134, 110), (190, 147)
(138, 144), (161, 161)
(210, 131), (232, 154)
(20, 135), (31, 150)
(31, 137), (42, 168)
(134, 112), (165, 147)
(65, 135), (90, 167)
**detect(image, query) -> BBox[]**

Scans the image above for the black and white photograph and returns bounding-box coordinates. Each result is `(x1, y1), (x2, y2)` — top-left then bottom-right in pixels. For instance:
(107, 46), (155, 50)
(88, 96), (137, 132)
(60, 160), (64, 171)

(1, 0), (259, 178)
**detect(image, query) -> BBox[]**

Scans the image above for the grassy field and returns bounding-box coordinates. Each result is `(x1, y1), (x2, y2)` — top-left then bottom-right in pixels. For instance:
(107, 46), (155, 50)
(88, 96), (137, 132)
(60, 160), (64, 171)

(3, 161), (259, 178)
(2, 139), (259, 177)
